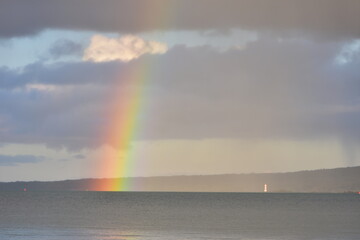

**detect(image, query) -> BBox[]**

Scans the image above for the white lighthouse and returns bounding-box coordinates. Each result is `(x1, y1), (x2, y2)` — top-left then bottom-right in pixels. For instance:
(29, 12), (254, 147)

(264, 184), (268, 192)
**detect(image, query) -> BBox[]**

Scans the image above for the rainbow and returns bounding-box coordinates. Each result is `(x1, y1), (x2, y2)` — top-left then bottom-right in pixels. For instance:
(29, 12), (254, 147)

(94, 59), (152, 191)
(92, 1), (177, 191)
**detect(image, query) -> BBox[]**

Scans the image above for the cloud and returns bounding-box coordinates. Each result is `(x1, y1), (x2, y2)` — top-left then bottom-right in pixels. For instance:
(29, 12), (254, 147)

(0, 37), (359, 155)
(0, 61), (122, 89)
(26, 84), (58, 92)
(335, 39), (360, 65)
(73, 154), (85, 159)
(0, 0), (359, 40)
(83, 35), (167, 62)
(48, 39), (84, 59)
(0, 154), (44, 166)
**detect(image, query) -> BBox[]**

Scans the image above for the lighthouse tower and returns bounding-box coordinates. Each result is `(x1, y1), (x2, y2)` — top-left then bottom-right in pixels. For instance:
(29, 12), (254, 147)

(264, 184), (268, 192)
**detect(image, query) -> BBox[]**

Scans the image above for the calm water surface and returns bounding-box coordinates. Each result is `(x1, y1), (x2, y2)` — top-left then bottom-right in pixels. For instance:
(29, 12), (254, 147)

(0, 192), (359, 240)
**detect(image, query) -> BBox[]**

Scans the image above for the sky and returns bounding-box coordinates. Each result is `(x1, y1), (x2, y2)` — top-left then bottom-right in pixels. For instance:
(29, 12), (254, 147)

(0, 0), (359, 181)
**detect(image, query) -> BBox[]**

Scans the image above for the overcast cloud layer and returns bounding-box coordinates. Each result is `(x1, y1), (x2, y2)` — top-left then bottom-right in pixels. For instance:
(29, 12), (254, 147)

(0, 1), (359, 179)
(1, 39), (359, 149)
(0, 0), (359, 40)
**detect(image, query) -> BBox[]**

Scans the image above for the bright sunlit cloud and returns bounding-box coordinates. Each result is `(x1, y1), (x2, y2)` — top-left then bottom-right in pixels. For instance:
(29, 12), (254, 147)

(83, 34), (168, 63)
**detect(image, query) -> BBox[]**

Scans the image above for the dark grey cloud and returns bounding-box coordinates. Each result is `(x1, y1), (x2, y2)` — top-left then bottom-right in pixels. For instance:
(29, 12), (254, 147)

(0, 154), (44, 166)
(0, 0), (359, 40)
(73, 154), (85, 159)
(48, 39), (84, 59)
(0, 38), (359, 155)
(0, 85), (109, 150)
(142, 41), (360, 141)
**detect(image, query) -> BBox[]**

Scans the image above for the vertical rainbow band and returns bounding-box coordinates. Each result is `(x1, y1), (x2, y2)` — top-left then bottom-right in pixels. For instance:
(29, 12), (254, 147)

(96, 59), (152, 191)
(93, 0), (176, 191)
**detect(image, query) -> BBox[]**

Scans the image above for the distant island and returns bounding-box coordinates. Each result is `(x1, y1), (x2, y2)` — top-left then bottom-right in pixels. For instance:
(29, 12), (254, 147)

(1, 166), (360, 192)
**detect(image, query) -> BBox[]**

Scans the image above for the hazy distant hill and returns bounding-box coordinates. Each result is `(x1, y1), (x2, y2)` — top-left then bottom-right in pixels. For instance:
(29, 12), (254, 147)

(1, 166), (360, 192)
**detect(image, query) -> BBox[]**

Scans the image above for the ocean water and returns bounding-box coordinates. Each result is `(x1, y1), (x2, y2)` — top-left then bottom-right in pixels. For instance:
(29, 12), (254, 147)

(0, 192), (359, 240)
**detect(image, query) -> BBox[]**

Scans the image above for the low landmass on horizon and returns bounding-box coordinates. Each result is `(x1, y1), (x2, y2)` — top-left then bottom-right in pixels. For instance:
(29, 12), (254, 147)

(2, 166), (360, 193)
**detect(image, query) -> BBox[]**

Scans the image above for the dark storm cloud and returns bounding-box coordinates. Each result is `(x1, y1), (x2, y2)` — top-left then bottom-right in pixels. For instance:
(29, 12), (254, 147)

(0, 38), (359, 150)
(0, 154), (44, 166)
(0, 0), (359, 40)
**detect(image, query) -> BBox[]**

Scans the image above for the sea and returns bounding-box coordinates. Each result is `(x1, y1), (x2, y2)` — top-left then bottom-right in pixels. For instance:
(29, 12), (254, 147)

(0, 192), (359, 240)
